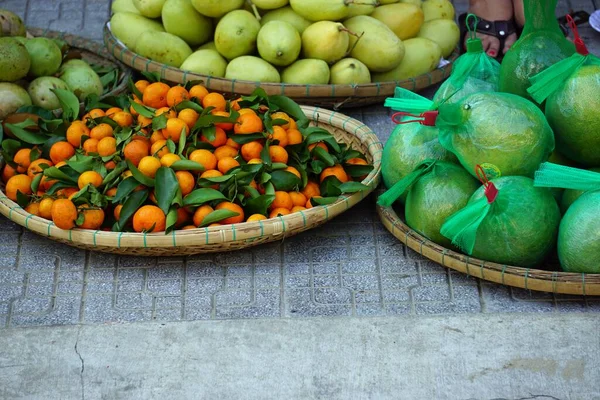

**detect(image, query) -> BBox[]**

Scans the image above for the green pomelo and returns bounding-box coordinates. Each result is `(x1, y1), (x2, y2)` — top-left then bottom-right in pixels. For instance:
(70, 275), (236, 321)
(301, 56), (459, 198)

(437, 92), (555, 179)
(59, 65), (104, 101)
(58, 59), (91, 74)
(421, 0), (454, 21)
(345, 16), (405, 73)
(0, 83), (32, 119)
(559, 167), (600, 214)
(257, 21), (301, 67)
(499, 34), (574, 102)
(180, 49), (227, 77)
(110, 12), (165, 50)
(545, 65), (600, 166)
(434, 76), (497, 106)
(289, 0), (354, 22)
(417, 19), (459, 58)
(190, 0), (245, 18)
(281, 58), (330, 84)
(346, 3), (376, 18)
(301, 21), (348, 64)
(261, 6), (311, 34)
(132, 0), (166, 18)
(135, 31), (193, 67)
(0, 9), (26, 37)
(27, 77), (70, 111)
(381, 122), (457, 201)
(405, 162), (480, 248)
(24, 37), (63, 78)
(111, 0), (141, 14)
(372, 37), (441, 81)
(464, 176), (560, 267)
(214, 10), (261, 60)
(329, 58), (370, 84)
(558, 191), (600, 273)
(225, 56), (281, 83)
(371, 3), (424, 40)
(0, 37), (30, 81)
(251, 0), (289, 9)
(162, 0), (213, 46)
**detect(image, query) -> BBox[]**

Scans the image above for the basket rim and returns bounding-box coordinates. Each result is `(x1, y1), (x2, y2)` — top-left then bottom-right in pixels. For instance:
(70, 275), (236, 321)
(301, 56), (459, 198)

(375, 194), (600, 296)
(101, 21), (459, 100)
(27, 26), (131, 101)
(0, 106), (383, 254)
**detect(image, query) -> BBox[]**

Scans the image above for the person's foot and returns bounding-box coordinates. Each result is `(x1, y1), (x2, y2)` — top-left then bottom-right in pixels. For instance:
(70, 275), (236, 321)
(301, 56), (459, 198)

(466, 0), (518, 57)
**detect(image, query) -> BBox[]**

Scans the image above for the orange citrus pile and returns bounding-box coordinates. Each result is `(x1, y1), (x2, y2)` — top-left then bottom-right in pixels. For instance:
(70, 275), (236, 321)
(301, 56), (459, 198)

(0, 79), (373, 233)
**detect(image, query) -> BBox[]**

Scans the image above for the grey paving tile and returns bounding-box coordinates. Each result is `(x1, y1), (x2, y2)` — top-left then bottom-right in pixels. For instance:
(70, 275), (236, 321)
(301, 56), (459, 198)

(186, 261), (225, 277)
(115, 292), (154, 310)
(117, 268), (145, 280)
(379, 257), (418, 274)
(313, 263), (339, 275)
(147, 266), (184, 280)
(313, 275), (340, 288)
(57, 282), (83, 295)
(311, 246), (348, 263)
(117, 280), (144, 292)
(342, 259), (378, 274)
(225, 276), (253, 289)
(383, 303), (412, 315)
(88, 252), (117, 269)
(186, 277), (224, 292)
(87, 268), (116, 281)
(225, 265), (253, 276)
(152, 308), (183, 321)
(383, 290), (411, 303)
(0, 285), (25, 302)
(481, 284), (555, 313)
(287, 289), (352, 317)
(342, 274), (380, 291)
(146, 279), (182, 296)
(285, 275), (310, 288)
(554, 301), (588, 312)
(421, 272), (448, 285)
(216, 249), (253, 264)
(354, 291), (381, 304)
(415, 301), (481, 315)
(215, 290), (280, 319)
(0, 269), (25, 285)
(86, 281), (115, 294)
(215, 289), (253, 307)
(26, 283), (54, 297)
(155, 296), (182, 309)
(413, 285), (451, 302)
(119, 256), (156, 268)
(354, 303), (386, 316)
(253, 243), (282, 264)
(84, 294), (153, 323)
(381, 274), (419, 290)
(314, 288), (352, 304)
(10, 296), (81, 327)
(184, 294), (213, 320)
(253, 264), (281, 275)
(284, 263), (310, 275)
(255, 275), (280, 288)
(27, 271), (55, 284)
(11, 296), (53, 315)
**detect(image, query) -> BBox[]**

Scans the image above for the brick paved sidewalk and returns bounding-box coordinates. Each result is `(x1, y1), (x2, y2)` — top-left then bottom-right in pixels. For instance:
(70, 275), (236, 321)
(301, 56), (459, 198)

(0, 0), (599, 329)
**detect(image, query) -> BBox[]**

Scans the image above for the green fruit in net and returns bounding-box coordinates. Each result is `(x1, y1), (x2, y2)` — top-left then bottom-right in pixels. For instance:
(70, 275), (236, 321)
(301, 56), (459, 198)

(558, 191), (600, 273)
(381, 122), (457, 201)
(559, 167), (600, 214)
(545, 64), (600, 166)
(405, 161), (480, 247)
(437, 92), (555, 179)
(461, 176), (560, 267)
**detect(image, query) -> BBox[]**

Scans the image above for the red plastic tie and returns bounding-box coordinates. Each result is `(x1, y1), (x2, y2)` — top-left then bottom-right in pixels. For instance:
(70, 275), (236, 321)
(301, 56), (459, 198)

(475, 165), (498, 203)
(391, 111), (438, 126)
(567, 14), (589, 55)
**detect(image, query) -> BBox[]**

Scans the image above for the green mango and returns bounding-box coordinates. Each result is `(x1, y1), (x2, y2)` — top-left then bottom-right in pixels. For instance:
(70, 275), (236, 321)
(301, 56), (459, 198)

(180, 49), (227, 77)
(329, 58), (371, 84)
(132, 0), (167, 18)
(417, 19), (459, 58)
(214, 10), (261, 60)
(59, 64), (104, 101)
(135, 31), (193, 67)
(301, 21), (348, 64)
(24, 37), (63, 78)
(257, 21), (301, 67)
(109, 12), (165, 50)
(190, 0), (245, 18)
(162, 0), (213, 46)
(111, 0), (141, 14)
(372, 37), (441, 81)
(281, 59), (330, 84)
(225, 56), (280, 83)
(260, 6), (311, 34)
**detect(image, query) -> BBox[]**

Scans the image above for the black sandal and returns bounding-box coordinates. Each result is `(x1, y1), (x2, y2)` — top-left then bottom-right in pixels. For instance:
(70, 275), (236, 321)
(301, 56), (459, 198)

(458, 13), (520, 61)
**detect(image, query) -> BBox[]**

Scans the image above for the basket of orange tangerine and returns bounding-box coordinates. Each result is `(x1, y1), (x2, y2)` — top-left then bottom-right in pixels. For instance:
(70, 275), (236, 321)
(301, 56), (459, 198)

(0, 75), (382, 256)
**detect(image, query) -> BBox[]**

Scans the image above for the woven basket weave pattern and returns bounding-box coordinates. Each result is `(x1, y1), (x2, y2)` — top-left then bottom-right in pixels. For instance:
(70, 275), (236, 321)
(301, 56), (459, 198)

(102, 23), (458, 109)
(376, 199), (600, 296)
(0, 106), (382, 256)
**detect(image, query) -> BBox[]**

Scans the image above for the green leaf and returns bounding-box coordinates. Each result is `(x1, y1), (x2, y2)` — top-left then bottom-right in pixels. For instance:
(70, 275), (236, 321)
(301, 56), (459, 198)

(271, 118), (289, 126)
(84, 94), (112, 112)
(201, 126), (216, 142)
(15, 105), (55, 120)
(112, 177), (140, 204)
(261, 141), (271, 165)
(312, 146), (335, 167)
(155, 167), (179, 215)
(263, 110), (274, 134)
(46, 182), (76, 196)
(0, 123), (3, 144)
(339, 181), (370, 193)
(166, 139), (177, 154)
(43, 166), (78, 184)
(244, 194), (275, 216)
(344, 164), (374, 179)
(115, 127), (133, 147)
(229, 133), (266, 145)
(29, 147), (41, 162)
(102, 161), (128, 187)
(51, 88), (80, 121)
(5, 119), (47, 145)
(126, 160), (155, 187)
(16, 190), (30, 208)
(177, 127), (187, 156)
(170, 160), (205, 172)
(305, 129), (341, 153)
(115, 189), (148, 231)
(291, 162), (308, 189)
(244, 185), (260, 199)
(310, 196), (339, 206)
(192, 110), (239, 131)
(199, 209), (239, 227)
(99, 69), (118, 91)
(174, 100), (203, 113)
(270, 170), (301, 191)
(130, 101), (156, 118)
(268, 95), (306, 122)
(183, 188), (227, 207)
(75, 213), (86, 227)
(128, 77), (143, 101)
(67, 155), (96, 174)
(270, 163), (288, 170)
(92, 116), (119, 129)
(320, 176), (342, 197)
(264, 181), (275, 196)
(310, 160), (325, 175)
(1, 139), (22, 162)
(165, 206), (179, 233)
(152, 113), (168, 131)
(259, 171), (271, 185)
(39, 118), (64, 133)
(197, 174), (233, 187)
(31, 173), (43, 193)
(141, 71), (161, 83)
(343, 150), (364, 161)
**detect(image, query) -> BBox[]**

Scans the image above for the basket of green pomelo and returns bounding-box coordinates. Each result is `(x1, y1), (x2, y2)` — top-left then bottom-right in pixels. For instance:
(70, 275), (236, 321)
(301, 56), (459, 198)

(103, 0), (460, 109)
(0, 9), (131, 120)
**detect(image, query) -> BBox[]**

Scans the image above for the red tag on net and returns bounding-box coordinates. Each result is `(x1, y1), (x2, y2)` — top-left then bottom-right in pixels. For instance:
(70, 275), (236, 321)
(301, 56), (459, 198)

(391, 111), (438, 126)
(475, 165), (498, 203)
(567, 14), (589, 56)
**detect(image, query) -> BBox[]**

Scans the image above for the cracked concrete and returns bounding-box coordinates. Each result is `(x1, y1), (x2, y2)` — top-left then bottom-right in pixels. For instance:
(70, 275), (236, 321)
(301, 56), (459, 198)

(74, 325), (85, 400)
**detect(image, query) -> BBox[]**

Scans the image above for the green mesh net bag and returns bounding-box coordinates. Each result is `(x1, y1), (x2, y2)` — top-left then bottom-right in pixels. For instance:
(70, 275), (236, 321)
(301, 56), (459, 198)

(381, 88), (457, 202)
(527, 18), (600, 167)
(498, 0), (575, 103)
(378, 160), (480, 248)
(436, 91), (555, 179)
(441, 170), (560, 268)
(434, 15), (501, 105)
(534, 162), (600, 273)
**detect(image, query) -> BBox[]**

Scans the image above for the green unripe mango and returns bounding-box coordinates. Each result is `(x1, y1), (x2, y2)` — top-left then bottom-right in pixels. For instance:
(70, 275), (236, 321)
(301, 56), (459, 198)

(281, 59), (330, 84)
(214, 10), (261, 60)
(27, 77), (70, 110)
(190, 0), (245, 18)
(110, 12), (165, 50)
(180, 49), (228, 77)
(225, 56), (281, 83)
(135, 31), (193, 67)
(162, 0), (213, 47)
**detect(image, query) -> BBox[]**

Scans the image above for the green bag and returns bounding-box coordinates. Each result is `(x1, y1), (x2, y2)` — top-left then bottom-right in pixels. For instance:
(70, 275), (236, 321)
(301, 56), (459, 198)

(534, 162), (600, 273)
(381, 88), (457, 201)
(441, 173), (560, 268)
(527, 19), (600, 167)
(434, 15), (501, 105)
(436, 91), (555, 179)
(378, 160), (479, 248)
(498, 0), (575, 103)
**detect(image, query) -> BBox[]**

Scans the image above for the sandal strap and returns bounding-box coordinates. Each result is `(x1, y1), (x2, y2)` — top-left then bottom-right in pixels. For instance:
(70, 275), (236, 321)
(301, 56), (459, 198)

(472, 17), (517, 39)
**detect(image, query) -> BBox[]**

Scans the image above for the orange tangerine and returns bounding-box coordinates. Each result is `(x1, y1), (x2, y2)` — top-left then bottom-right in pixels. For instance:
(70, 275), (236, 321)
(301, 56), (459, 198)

(188, 85), (209, 101)
(142, 82), (170, 109)
(217, 156), (240, 174)
(49, 141), (75, 164)
(192, 204), (214, 227)
(202, 92), (226, 112)
(90, 123), (114, 140)
(213, 145), (238, 161)
(178, 108), (199, 130)
(234, 112), (263, 134)
(200, 127), (227, 147)
(189, 149), (217, 170)
(160, 153), (181, 168)
(269, 207), (290, 218)
(166, 86), (190, 107)
(214, 201), (244, 224)
(78, 170), (103, 189)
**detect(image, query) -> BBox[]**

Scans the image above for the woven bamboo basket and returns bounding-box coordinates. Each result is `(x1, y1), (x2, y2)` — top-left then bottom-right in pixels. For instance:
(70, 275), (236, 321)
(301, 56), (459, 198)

(0, 106), (382, 256)
(28, 27), (131, 102)
(102, 23), (458, 110)
(376, 195), (600, 296)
